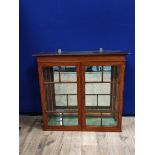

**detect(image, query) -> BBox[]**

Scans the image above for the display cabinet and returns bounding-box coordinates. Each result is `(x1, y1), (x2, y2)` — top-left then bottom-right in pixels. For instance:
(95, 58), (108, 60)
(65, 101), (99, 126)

(34, 51), (127, 131)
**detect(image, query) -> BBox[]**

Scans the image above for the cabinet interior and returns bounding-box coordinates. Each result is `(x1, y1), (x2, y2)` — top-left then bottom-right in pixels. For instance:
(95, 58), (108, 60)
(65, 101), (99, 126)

(43, 65), (120, 127)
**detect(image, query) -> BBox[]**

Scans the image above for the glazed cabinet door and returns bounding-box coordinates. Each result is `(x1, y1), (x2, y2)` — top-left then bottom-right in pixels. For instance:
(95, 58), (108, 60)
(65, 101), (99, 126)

(81, 62), (125, 131)
(38, 62), (81, 130)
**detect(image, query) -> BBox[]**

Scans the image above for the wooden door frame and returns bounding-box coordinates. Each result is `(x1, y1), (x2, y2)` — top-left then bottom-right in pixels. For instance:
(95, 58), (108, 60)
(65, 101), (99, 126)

(80, 61), (125, 132)
(37, 61), (82, 131)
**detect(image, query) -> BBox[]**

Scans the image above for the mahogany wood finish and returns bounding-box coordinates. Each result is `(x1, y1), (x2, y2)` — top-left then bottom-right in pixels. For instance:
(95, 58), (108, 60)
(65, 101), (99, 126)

(34, 51), (127, 132)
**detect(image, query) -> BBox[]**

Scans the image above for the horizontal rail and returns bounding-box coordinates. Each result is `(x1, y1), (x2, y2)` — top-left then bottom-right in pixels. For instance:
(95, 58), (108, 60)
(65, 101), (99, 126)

(44, 81), (77, 84)
(46, 110), (78, 113)
(44, 81), (120, 84)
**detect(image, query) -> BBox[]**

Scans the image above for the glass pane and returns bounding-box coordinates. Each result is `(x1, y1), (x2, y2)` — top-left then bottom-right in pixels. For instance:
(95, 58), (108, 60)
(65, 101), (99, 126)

(47, 113), (62, 126)
(53, 66), (59, 82)
(68, 95), (77, 106)
(103, 66), (111, 82)
(55, 95), (66, 106)
(86, 95), (97, 106)
(102, 116), (118, 126)
(86, 112), (118, 126)
(85, 65), (120, 127)
(43, 66), (78, 126)
(85, 83), (110, 94)
(98, 95), (110, 106)
(86, 113), (101, 126)
(63, 113), (78, 126)
(43, 66), (77, 82)
(85, 66), (102, 82)
(47, 112), (78, 126)
(85, 66), (112, 82)
(60, 66), (77, 82)
(55, 83), (77, 94)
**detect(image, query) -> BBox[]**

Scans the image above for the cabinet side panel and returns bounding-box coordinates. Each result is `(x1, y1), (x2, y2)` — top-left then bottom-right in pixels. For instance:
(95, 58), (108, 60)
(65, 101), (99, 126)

(118, 63), (125, 130)
(37, 61), (48, 129)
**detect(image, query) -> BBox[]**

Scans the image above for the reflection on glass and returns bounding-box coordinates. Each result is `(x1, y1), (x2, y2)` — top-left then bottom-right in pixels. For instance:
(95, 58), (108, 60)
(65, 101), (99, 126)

(47, 113), (62, 126)
(85, 66), (102, 82)
(50, 66), (59, 82)
(60, 66), (77, 82)
(86, 112), (118, 126)
(63, 113), (78, 126)
(55, 95), (66, 106)
(98, 95), (110, 106)
(85, 66), (111, 82)
(103, 66), (111, 82)
(68, 95), (77, 106)
(86, 95), (97, 106)
(47, 113), (78, 126)
(43, 66), (78, 126)
(85, 65), (120, 127)
(86, 113), (101, 126)
(86, 83), (110, 94)
(55, 83), (77, 94)
(102, 116), (117, 126)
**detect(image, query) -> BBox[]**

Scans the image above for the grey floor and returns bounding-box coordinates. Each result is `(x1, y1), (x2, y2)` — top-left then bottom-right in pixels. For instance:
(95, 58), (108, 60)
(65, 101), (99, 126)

(19, 116), (134, 155)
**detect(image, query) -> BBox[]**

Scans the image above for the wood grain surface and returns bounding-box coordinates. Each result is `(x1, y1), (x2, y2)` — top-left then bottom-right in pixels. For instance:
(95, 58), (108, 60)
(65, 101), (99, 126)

(19, 116), (134, 155)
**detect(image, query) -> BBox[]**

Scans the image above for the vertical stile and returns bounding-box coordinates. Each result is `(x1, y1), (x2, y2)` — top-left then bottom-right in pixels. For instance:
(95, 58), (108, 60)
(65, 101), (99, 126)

(38, 64), (48, 128)
(110, 66), (114, 110)
(77, 65), (81, 128)
(47, 68), (50, 111)
(114, 66), (117, 119)
(118, 64), (125, 130)
(81, 64), (85, 128)
(51, 66), (54, 111)
(48, 67), (52, 111)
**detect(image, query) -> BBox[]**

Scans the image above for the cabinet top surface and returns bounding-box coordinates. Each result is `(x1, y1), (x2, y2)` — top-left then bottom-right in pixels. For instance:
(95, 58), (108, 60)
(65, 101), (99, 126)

(33, 50), (128, 57)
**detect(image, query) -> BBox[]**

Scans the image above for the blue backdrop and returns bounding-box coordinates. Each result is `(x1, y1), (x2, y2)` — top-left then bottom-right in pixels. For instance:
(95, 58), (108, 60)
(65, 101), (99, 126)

(19, 0), (135, 115)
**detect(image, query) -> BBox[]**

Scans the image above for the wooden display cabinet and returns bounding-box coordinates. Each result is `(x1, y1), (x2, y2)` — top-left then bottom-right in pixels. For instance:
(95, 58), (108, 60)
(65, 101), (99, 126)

(34, 51), (127, 132)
